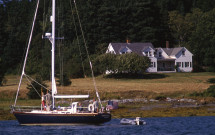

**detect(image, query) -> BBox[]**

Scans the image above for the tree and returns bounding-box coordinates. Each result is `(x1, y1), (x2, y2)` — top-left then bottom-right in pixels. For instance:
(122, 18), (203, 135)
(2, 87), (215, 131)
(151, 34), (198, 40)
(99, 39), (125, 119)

(94, 53), (150, 75)
(0, 4), (6, 86)
(168, 10), (193, 46)
(0, 60), (6, 86)
(27, 76), (47, 99)
(117, 53), (150, 74)
(3, 0), (35, 73)
(93, 53), (117, 75)
(188, 8), (215, 71)
(57, 73), (72, 86)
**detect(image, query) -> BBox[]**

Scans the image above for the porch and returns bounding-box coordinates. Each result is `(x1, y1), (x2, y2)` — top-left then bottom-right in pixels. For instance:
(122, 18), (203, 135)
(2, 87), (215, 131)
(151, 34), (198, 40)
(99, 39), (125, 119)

(157, 59), (176, 72)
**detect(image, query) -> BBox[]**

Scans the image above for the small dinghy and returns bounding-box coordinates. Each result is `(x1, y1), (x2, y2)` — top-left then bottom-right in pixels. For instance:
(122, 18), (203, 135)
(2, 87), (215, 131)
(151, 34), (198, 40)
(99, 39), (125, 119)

(120, 117), (146, 125)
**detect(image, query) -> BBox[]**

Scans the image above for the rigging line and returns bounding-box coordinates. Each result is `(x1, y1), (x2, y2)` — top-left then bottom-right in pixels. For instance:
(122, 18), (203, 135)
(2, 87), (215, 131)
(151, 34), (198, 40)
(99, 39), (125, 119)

(73, 0), (102, 107)
(14, 0), (40, 107)
(24, 74), (51, 92)
(69, 0), (86, 78)
(24, 75), (41, 98)
(17, 0), (40, 90)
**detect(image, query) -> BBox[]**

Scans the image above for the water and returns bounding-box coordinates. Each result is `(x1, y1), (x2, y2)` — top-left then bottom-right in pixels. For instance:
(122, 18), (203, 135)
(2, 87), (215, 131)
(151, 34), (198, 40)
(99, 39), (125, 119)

(1, 116), (215, 135)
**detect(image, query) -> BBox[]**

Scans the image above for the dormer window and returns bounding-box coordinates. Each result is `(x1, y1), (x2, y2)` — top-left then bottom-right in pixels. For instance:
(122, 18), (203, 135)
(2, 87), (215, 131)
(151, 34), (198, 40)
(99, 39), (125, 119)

(182, 51), (185, 55)
(121, 51), (132, 54)
(154, 49), (157, 55)
(120, 46), (132, 54)
(159, 52), (162, 57)
(145, 51), (149, 56)
(145, 51), (152, 57)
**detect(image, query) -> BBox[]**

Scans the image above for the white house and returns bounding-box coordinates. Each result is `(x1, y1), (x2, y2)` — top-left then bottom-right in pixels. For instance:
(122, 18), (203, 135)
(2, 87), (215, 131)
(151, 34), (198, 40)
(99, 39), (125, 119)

(106, 42), (193, 73)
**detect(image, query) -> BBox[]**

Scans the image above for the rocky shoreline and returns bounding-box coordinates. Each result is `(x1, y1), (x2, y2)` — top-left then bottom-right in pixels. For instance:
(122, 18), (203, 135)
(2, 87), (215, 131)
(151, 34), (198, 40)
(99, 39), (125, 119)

(1, 97), (215, 120)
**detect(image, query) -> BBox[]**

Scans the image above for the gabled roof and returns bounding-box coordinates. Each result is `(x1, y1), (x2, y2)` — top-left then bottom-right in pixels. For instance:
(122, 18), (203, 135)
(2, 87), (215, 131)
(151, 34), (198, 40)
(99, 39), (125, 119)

(162, 47), (183, 56)
(110, 43), (154, 56)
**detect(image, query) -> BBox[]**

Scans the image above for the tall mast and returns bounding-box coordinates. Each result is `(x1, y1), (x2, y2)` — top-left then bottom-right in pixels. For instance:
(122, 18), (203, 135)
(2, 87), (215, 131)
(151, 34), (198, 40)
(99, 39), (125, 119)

(51, 0), (56, 108)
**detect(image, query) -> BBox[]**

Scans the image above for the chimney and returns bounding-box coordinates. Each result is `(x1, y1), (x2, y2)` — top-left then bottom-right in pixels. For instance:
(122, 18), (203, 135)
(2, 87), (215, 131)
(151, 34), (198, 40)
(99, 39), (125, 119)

(126, 38), (130, 44)
(166, 41), (169, 48)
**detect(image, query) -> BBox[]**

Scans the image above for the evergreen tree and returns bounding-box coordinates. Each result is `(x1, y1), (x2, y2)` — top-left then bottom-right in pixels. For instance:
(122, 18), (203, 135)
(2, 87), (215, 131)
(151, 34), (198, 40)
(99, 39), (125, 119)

(3, 0), (35, 73)
(189, 9), (215, 71)
(0, 4), (6, 85)
(27, 76), (47, 99)
(1, 0), (215, 76)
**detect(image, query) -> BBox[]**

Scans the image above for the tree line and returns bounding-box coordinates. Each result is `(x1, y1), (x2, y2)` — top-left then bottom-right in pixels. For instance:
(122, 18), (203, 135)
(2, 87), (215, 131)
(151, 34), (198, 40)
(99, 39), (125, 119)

(0, 0), (215, 85)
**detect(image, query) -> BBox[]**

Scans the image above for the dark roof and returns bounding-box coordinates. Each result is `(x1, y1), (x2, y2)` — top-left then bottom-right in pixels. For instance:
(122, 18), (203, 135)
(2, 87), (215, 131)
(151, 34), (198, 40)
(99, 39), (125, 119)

(110, 43), (154, 56)
(162, 47), (183, 56)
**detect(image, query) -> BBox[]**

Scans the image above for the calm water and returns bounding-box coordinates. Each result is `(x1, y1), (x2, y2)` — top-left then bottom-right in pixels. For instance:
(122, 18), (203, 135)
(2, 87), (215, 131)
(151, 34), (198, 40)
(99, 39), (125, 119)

(1, 116), (215, 135)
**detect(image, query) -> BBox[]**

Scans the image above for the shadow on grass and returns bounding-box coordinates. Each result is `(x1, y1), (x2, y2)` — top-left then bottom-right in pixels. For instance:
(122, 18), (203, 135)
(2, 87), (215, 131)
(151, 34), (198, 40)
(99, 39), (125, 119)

(104, 73), (168, 79)
(1, 84), (17, 87)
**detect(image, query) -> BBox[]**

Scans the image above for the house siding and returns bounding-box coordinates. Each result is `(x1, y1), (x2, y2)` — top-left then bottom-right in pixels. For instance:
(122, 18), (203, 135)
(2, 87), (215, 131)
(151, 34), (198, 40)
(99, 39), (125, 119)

(106, 44), (115, 54)
(146, 57), (157, 72)
(175, 48), (193, 72)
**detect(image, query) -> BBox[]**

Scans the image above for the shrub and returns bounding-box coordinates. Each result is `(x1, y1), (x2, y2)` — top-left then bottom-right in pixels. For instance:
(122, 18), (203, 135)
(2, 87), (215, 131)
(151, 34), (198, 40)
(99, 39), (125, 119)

(206, 66), (215, 72)
(207, 78), (215, 83)
(93, 53), (150, 75)
(190, 85), (215, 98)
(155, 95), (167, 101)
(202, 85), (215, 97)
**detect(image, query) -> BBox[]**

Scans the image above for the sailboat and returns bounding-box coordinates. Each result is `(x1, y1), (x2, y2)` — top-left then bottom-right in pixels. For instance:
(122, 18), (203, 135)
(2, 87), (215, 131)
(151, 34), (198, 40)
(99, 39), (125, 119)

(11, 0), (111, 125)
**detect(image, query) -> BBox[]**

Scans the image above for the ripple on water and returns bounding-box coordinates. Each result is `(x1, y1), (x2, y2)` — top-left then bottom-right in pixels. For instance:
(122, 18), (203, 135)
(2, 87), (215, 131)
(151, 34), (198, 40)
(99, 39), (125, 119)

(1, 116), (215, 135)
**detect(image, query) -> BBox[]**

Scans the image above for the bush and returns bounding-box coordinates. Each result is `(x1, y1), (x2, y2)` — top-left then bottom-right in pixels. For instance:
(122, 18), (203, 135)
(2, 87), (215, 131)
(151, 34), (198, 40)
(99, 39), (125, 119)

(0, 75), (4, 86)
(93, 53), (150, 75)
(0, 60), (6, 86)
(190, 85), (215, 97)
(202, 85), (215, 97)
(206, 66), (215, 72)
(207, 78), (215, 83)
(155, 95), (167, 101)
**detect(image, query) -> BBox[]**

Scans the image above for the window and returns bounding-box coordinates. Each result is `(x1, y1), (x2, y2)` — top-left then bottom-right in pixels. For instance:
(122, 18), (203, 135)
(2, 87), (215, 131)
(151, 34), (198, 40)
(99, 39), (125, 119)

(185, 62), (189, 67)
(154, 62), (156, 67)
(176, 62), (181, 67)
(182, 62), (184, 67)
(159, 52), (162, 57)
(150, 62), (156, 68)
(182, 51), (185, 55)
(190, 62), (192, 67)
(145, 52), (149, 56)
(154, 50), (157, 56)
(150, 62), (153, 67)
(149, 62), (156, 67)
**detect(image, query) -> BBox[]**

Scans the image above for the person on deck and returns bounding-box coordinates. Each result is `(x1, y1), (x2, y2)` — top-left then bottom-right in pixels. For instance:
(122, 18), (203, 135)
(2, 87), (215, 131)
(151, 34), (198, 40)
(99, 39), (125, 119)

(93, 99), (99, 113)
(42, 96), (46, 111)
(78, 102), (83, 112)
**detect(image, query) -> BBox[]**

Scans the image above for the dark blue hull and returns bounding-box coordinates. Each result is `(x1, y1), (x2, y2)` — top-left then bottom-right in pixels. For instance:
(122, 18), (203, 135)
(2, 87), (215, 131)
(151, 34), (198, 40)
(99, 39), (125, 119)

(13, 111), (111, 125)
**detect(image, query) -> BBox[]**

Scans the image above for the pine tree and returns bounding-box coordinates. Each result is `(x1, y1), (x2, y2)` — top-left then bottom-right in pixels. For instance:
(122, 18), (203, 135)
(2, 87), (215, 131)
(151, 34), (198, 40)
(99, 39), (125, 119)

(27, 76), (47, 99)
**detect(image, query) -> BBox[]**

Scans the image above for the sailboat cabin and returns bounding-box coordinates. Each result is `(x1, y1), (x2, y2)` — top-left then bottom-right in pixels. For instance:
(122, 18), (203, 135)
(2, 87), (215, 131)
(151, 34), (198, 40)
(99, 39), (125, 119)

(106, 42), (193, 73)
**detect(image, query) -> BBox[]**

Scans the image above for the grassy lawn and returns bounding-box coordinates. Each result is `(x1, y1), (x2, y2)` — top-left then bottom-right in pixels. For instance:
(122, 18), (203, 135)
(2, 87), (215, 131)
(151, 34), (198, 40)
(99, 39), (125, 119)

(1, 72), (215, 120)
